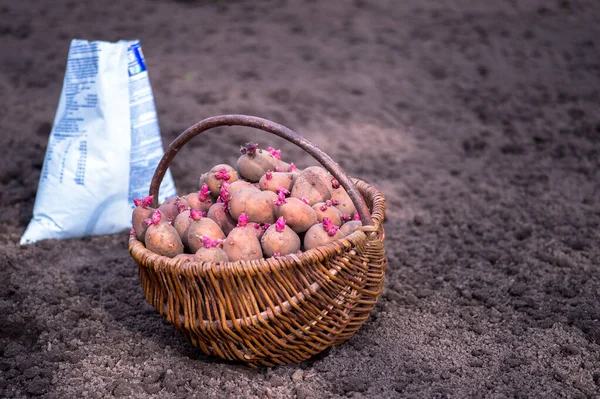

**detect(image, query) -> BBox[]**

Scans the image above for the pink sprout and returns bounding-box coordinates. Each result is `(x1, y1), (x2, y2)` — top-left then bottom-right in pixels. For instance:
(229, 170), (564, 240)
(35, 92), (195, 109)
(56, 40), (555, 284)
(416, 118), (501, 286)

(199, 184), (210, 201)
(320, 204), (328, 212)
(274, 191), (287, 206)
(237, 213), (248, 228)
(327, 225), (340, 237)
(144, 218), (152, 227)
(262, 223), (271, 231)
(275, 166), (282, 172)
(332, 199), (340, 206)
(151, 210), (162, 225)
(219, 187), (231, 212)
(240, 142), (258, 156)
(353, 212), (360, 221)
(321, 216), (340, 236)
(341, 214), (351, 221)
(200, 236), (222, 249)
(176, 201), (188, 213)
(301, 198), (308, 204)
(274, 187), (289, 206)
(133, 195), (154, 208)
(130, 227), (136, 235)
(190, 209), (203, 221)
(219, 187), (231, 203)
(289, 163), (297, 172)
(142, 195), (154, 207)
(201, 236), (212, 249)
(268, 147), (281, 160)
(215, 168), (231, 181)
(331, 178), (340, 189)
(254, 223), (261, 230)
(273, 252), (281, 258)
(265, 171), (273, 180)
(325, 200), (333, 207)
(275, 217), (286, 232)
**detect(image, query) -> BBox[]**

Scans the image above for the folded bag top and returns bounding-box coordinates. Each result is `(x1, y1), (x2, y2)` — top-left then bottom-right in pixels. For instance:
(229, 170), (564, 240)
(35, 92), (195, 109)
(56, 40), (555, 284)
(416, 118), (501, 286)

(128, 114), (388, 367)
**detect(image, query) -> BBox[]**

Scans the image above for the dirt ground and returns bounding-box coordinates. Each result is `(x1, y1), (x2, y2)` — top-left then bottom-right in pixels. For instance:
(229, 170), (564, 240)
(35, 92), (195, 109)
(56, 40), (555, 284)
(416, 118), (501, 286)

(1, 0), (600, 398)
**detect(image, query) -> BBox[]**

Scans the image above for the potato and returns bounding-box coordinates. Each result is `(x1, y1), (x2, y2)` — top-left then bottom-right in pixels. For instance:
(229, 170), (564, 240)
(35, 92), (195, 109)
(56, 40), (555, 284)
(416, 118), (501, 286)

(157, 196), (178, 221)
(132, 196), (154, 243)
(228, 188), (253, 221)
(262, 189), (279, 205)
(144, 210), (184, 257)
(340, 220), (363, 236)
(184, 186), (213, 213)
(259, 172), (295, 193)
(313, 201), (343, 226)
(261, 217), (301, 257)
(236, 143), (280, 182)
(206, 203), (236, 236)
(275, 160), (290, 172)
(193, 236), (229, 262)
(223, 227), (263, 261)
(195, 246), (229, 263)
(235, 212), (264, 240)
(303, 218), (345, 251)
(229, 188), (277, 224)
(206, 164), (239, 197)
(226, 180), (258, 196)
(331, 187), (356, 218)
(158, 196), (188, 222)
(173, 209), (194, 246)
(187, 216), (226, 253)
(290, 166), (333, 206)
(274, 197), (317, 233)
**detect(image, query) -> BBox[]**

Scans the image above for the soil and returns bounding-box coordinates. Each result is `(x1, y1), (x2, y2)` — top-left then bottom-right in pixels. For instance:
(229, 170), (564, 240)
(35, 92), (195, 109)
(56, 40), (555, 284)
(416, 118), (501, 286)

(1, 0), (600, 398)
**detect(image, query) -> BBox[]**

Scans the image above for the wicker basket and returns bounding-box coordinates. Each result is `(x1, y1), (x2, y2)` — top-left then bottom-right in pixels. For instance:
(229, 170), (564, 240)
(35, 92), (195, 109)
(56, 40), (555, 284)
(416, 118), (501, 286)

(128, 115), (388, 367)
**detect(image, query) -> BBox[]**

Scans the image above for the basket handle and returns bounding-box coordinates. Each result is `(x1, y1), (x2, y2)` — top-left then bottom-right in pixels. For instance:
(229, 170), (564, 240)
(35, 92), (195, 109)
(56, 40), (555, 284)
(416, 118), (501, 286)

(149, 114), (374, 226)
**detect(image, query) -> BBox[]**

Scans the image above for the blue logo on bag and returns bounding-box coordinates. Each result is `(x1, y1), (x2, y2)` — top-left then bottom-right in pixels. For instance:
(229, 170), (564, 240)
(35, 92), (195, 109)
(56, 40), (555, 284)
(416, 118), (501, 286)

(127, 42), (147, 76)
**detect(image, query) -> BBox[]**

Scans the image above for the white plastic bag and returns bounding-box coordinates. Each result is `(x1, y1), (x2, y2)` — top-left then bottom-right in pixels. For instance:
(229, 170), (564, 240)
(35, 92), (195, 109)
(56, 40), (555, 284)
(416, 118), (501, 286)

(20, 39), (176, 244)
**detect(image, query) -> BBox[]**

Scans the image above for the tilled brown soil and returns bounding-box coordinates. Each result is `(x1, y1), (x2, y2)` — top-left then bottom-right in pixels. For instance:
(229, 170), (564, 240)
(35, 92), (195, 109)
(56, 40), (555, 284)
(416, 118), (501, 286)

(1, 0), (600, 398)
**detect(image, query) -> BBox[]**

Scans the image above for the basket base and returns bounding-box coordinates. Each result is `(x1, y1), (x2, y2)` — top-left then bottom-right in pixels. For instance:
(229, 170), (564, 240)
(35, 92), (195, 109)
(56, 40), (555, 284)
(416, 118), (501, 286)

(138, 232), (387, 367)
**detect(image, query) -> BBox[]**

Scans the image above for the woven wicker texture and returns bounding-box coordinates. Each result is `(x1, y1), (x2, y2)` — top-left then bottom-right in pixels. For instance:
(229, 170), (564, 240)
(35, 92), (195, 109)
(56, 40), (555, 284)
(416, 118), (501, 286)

(128, 115), (387, 367)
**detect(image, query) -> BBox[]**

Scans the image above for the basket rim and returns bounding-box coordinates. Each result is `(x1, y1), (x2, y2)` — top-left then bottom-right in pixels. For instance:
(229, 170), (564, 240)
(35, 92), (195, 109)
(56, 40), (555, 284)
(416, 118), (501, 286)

(129, 178), (386, 279)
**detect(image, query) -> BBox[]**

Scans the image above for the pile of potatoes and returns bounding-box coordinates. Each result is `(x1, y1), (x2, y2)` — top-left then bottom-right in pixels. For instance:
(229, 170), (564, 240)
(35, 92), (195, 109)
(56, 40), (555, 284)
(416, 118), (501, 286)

(131, 143), (364, 262)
